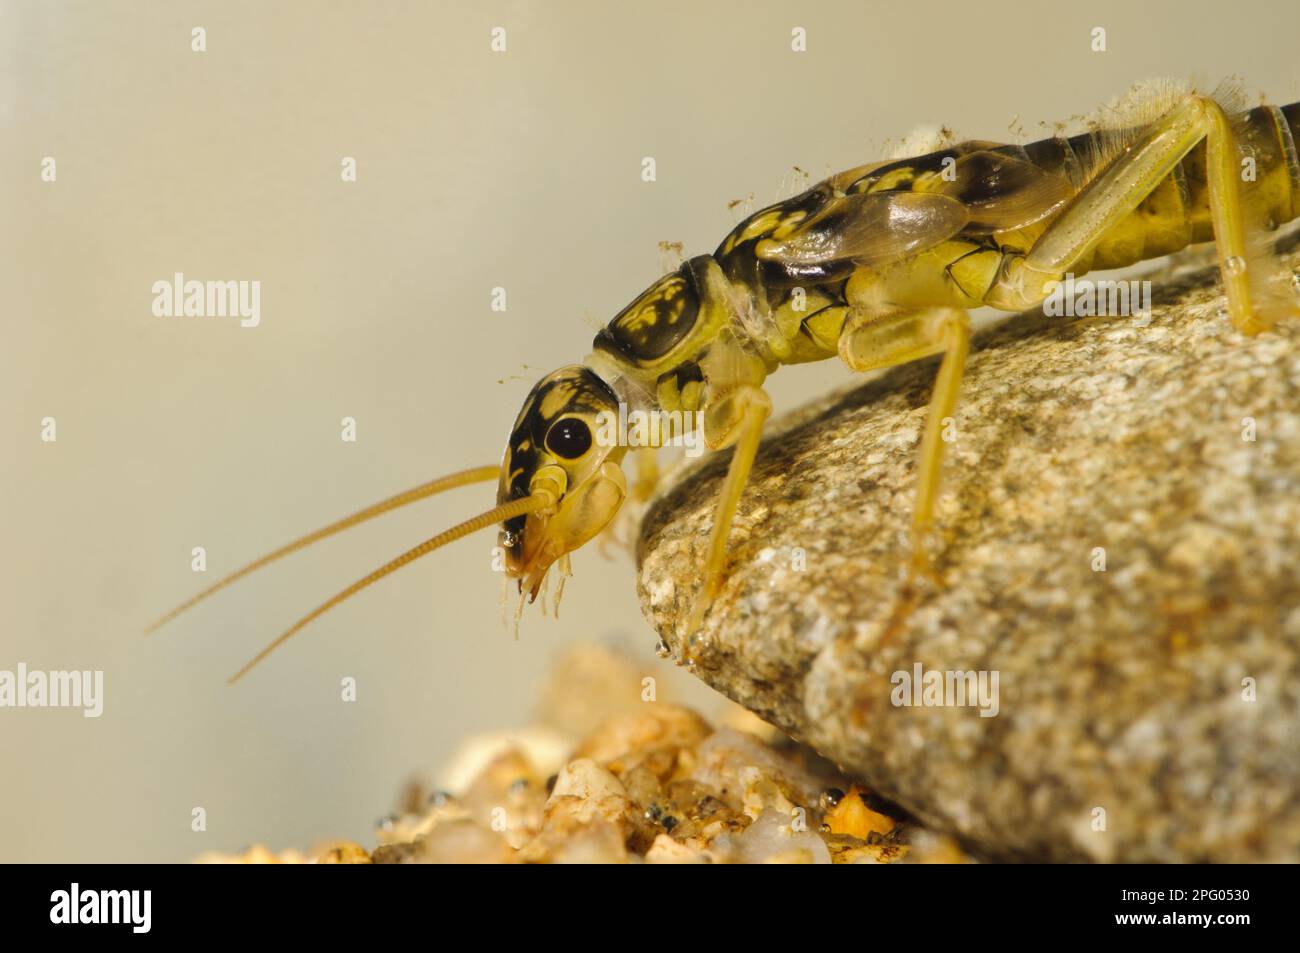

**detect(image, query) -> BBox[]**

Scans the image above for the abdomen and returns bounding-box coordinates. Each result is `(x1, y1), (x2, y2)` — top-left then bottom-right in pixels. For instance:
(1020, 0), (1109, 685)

(1014, 102), (1300, 272)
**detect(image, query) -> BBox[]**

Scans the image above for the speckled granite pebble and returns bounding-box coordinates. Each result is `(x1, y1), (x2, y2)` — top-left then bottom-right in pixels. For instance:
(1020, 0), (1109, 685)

(637, 245), (1300, 862)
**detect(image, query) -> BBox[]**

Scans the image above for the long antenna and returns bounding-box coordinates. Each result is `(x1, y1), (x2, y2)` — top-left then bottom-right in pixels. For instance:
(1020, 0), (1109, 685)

(226, 493), (548, 684)
(144, 465), (499, 635)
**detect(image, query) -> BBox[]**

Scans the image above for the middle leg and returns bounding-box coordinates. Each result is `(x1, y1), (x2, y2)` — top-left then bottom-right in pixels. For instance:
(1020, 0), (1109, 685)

(838, 305), (972, 576)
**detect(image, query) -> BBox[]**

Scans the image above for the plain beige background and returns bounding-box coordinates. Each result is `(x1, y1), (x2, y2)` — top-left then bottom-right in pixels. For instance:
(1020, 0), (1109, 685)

(3, 0), (1298, 862)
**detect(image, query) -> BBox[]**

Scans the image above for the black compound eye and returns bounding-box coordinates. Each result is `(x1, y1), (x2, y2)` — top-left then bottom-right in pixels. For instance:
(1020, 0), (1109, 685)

(545, 418), (592, 459)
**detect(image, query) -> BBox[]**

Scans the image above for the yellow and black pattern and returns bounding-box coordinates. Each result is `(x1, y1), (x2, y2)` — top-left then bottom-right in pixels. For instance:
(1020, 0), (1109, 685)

(496, 365), (619, 556)
(706, 100), (1300, 331)
(593, 260), (703, 365)
(581, 98), (1300, 429)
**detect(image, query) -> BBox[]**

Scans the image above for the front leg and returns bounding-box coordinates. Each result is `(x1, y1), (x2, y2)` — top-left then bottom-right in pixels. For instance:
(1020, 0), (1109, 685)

(631, 446), (662, 503)
(682, 384), (772, 658)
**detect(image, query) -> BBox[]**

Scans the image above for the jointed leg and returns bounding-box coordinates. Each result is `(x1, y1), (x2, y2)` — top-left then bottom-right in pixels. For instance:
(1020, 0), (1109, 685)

(911, 314), (971, 573)
(991, 93), (1293, 332)
(683, 385), (771, 653)
(839, 306), (972, 576)
(631, 447), (661, 503)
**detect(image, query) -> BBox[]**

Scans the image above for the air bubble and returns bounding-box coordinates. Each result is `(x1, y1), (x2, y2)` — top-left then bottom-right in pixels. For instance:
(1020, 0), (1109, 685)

(1224, 256), (1247, 276)
(653, 638), (671, 659)
(819, 787), (846, 811)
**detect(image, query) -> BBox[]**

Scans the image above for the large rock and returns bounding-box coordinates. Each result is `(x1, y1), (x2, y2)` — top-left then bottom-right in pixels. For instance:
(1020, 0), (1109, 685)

(637, 245), (1300, 862)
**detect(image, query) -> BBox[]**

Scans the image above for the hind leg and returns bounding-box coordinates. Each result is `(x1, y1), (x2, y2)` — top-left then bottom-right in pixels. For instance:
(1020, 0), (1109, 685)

(988, 93), (1297, 332)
